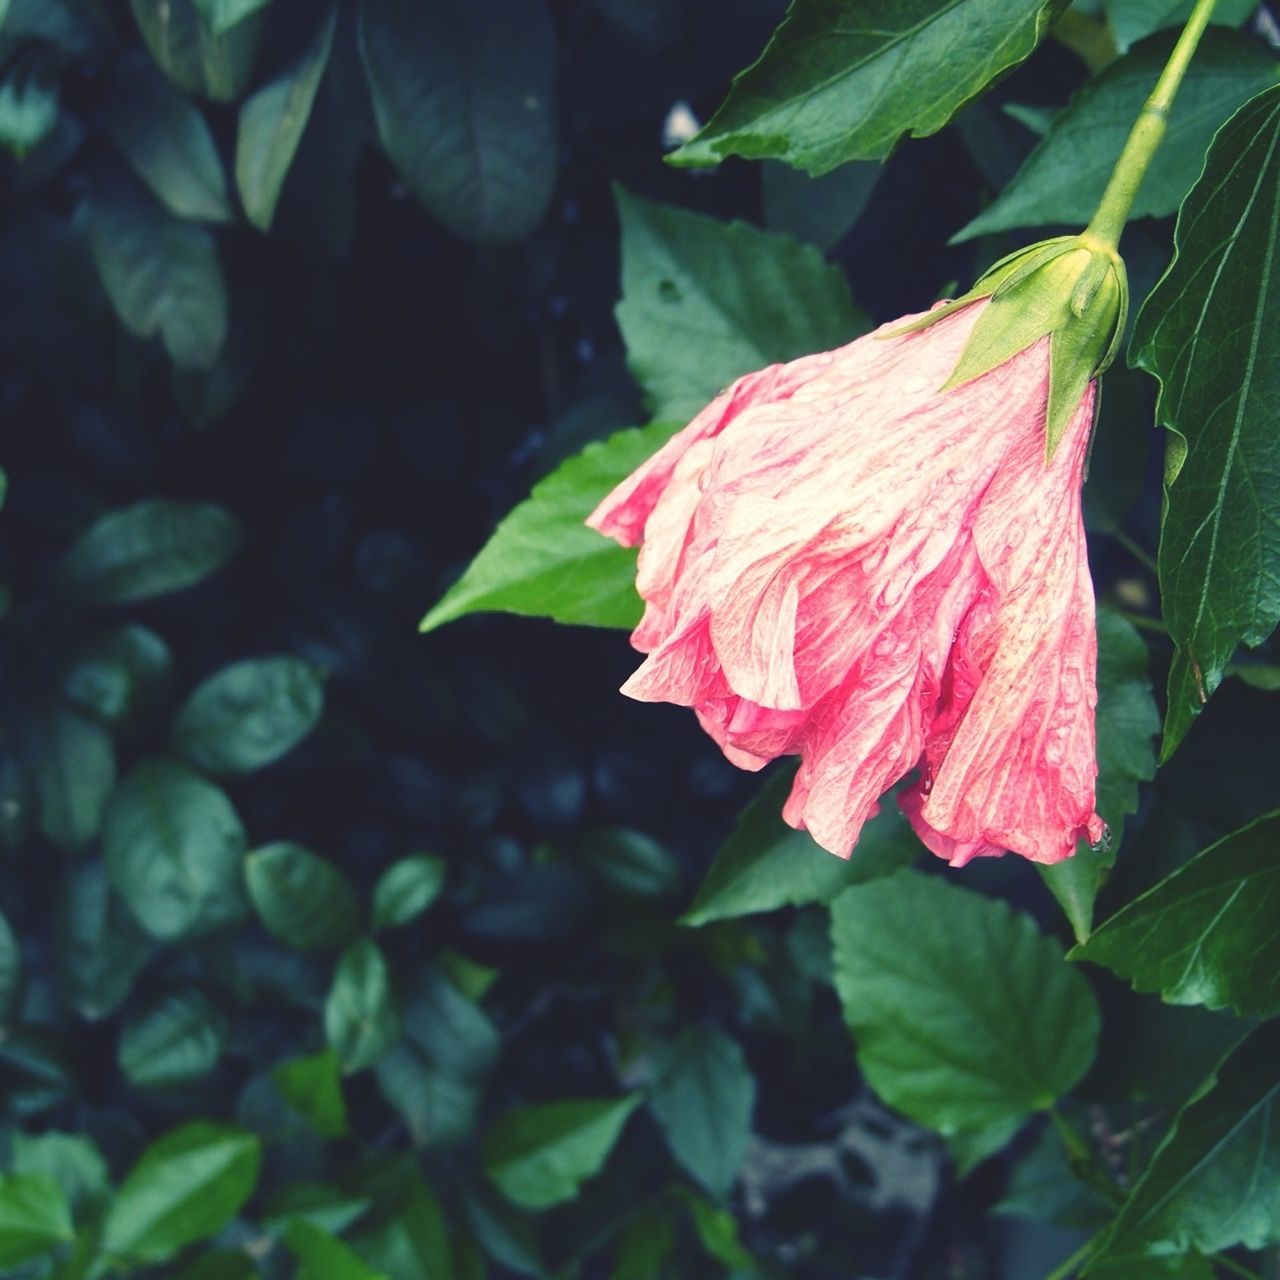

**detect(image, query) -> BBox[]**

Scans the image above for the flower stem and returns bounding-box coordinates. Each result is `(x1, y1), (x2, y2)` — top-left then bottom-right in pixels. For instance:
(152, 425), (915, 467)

(1084, 0), (1221, 248)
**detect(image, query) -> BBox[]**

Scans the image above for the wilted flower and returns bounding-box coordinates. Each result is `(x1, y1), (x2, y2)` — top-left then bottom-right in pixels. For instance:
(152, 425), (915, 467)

(588, 237), (1126, 865)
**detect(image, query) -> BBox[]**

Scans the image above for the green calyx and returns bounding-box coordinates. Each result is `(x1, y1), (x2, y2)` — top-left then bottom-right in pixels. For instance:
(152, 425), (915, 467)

(889, 235), (1129, 461)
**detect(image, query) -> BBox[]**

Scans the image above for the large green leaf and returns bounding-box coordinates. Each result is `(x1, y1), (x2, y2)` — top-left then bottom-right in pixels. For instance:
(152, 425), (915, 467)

(483, 1095), (640, 1211)
(420, 420), (676, 633)
(357, 0), (556, 244)
(107, 52), (233, 223)
(1131, 84), (1280, 758)
(325, 939), (401, 1073)
(955, 31), (1280, 241)
(1039, 610), (1158, 942)
(1105, 0), (1258, 52)
(646, 1028), (755, 1199)
(86, 168), (229, 368)
(669, 0), (1068, 173)
(0, 1173), (73, 1269)
(118, 988), (229, 1088)
(235, 4), (336, 232)
(830, 869), (1099, 1133)
(58, 500), (243, 604)
(1074, 810), (1280, 1017)
(245, 841), (361, 952)
(102, 1122), (262, 1264)
(682, 770), (920, 926)
(55, 862), (151, 1021)
(16, 704), (115, 850)
(173, 655), (326, 775)
(129, 0), (265, 101)
(1084, 1020), (1280, 1266)
(615, 189), (865, 422)
(104, 758), (248, 941)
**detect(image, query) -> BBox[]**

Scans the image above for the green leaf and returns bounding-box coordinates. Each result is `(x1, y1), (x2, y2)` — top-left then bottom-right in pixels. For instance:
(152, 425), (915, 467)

(0, 907), (20, 1021)
(995, 1124), (1112, 1228)
(615, 189), (865, 422)
(646, 1028), (755, 1199)
(1074, 810), (1280, 1017)
(830, 869), (1100, 1133)
(15, 704), (115, 850)
(56, 861), (151, 1020)
(954, 31), (1280, 241)
(357, 0), (557, 244)
(105, 758), (248, 941)
(577, 828), (682, 898)
(325, 939), (401, 1073)
(245, 841), (361, 952)
(285, 1219), (387, 1279)
(1085, 1020), (1280, 1265)
(192, 0), (272, 35)
(9, 1132), (110, 1223)
(173, 655), (326, 775)
(61, 624), (174, 728)
(0, 1173), (73, 1269)
(371, 854), (446, 932)
(235, 5), (336, 232)
(1039, 610), (1158, 941)
(669, 0), (1068, 173)
(677, 1186), (755, 1272)
(86, 168), (230, 368)
(1131, 84), (1280, 758)
(129, 0), (265, 101)
(1105, 0), (1258, 52)
(0, 1029), (75, 1116)
(107, 52), (233, 223)
(0, 61), (60, 155)
(102, 1122), (262, 1265)
(419, 420), (676, 633)
(58, 500), (243, 604)
(483, 1095), (640, 1211)
(682, 770), (919, 926)
(348, 1176), (452, 1280)
(119, 988), (229, 1088)
(272, 1048), (348, 1138)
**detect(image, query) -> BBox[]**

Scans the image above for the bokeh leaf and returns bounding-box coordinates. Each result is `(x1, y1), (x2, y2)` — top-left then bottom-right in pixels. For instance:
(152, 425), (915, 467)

(286, 1218), (386, 1280)
(173, 655), (326, 775)
(130, 0), (265, 101)
(245, 841), (361, 952)
(830, 869), (1099, 1133)
(61, 624), (174, 729)
(371, 854), (446, 932)
(105, 758), (248, 941)
(670, 0), (1067, 173)
(119, 988), (229, 1088)
(192, 0), (272, 36)
(616, 188), (865, 422)
(0, 1173), (73, 1269)
(15, 704), (115, 850)
(1074, 810), (1280, 1018)
(0, 907), (20, 1021)
(325, 939), (400, 1073)
(1131, 84), (1280, 757)
(1105, 0), (1258, 52)
(358, 0), (556, 244)
(272, 1048), (348, 1138)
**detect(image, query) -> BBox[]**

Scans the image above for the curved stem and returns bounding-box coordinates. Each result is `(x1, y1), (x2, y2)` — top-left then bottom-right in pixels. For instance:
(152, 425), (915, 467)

(1085, 0), (1221, 247)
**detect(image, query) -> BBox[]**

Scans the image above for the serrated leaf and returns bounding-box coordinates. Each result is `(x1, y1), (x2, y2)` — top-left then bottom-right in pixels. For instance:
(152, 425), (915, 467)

(420, 420), (677, 633)
(56, 862), (151, 1021)
(245, 841), (361, 952)
(830, 869), (1099, 1133)
(130, 0), (265, 101)
(119, 989), (229, 1088)
(615, 189), (865, 422)
(272, 1048), (348, 1138)
(58, 500), (243, 604)
(1105, 0), (1258, 52)
(15, 704), (115, 851)
(1074, 810), (1280, 1017)
(1039, 610), (1158, 941)
(105, 758), (248, 941)
(646, 1028), (755, 1199)
(1085, 1020), (1280, 1265)
(107, 52), (233, 223)
(682, 770), (919, 926)
(235, 5), (336, 232)
(286, 1219), (387, 1279)
(193, 0), (272, 35)
(670, 0), (1067, 174)
(86, 167), (229, 368)
(483, 1095), (640, 1211)
(357, 0), (556, 244)
(102, 1122), (262, 1265)
(1131, 84), (1280, 758)
(955, 31), (1279, 241)
(325, 939), (400, 1073)
(0, 1173), (73, 1268)
(173, 655), (325, 775)
(371, 854), (446, 931)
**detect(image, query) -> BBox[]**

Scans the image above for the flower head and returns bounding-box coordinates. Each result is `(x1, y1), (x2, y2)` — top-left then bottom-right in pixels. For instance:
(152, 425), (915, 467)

(587, 245), (1124, 865)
